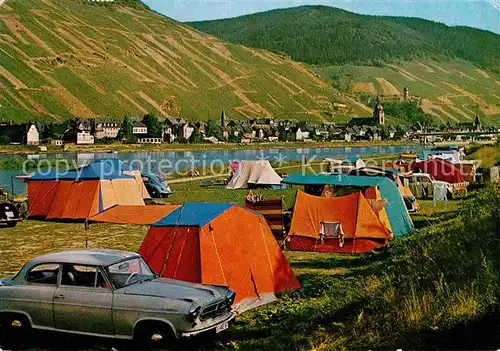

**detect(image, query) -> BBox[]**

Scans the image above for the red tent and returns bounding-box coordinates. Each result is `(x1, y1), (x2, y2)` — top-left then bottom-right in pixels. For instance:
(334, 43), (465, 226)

(411, 158), (464, 183)
(138, 203), (301, 312)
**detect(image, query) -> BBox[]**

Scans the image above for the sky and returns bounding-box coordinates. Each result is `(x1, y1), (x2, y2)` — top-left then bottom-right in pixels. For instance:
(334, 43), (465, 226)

(143, 0), (500, 34)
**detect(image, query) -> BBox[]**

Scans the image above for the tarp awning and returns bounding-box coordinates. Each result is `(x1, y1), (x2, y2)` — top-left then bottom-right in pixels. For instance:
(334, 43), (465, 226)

(89, 205), (179, 225)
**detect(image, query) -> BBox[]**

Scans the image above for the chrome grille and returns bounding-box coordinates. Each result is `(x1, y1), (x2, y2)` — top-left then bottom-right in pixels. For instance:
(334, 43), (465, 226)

(200, 299), (231, 320)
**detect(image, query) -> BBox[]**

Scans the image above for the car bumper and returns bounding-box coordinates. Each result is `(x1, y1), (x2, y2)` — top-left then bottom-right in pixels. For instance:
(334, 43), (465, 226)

(181, 312), (235, 338)
(0, 218), (20, 223)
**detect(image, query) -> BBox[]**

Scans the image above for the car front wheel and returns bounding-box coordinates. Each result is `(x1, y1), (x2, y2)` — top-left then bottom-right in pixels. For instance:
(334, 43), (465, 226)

(134, 321), (175, 349)
(0, 314), (31, 350)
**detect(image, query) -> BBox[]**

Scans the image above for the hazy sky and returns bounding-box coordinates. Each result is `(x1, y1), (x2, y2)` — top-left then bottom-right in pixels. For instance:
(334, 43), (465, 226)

(143, 0), (500, 34)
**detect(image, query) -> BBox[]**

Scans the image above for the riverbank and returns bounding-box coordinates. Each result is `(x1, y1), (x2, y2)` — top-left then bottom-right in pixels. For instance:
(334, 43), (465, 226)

(0, 140), (420, 155)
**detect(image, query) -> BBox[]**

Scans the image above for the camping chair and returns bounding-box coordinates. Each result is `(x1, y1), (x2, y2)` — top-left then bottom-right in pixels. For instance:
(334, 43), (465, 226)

(245, 194), (286, 241)
(318, 221), (344, 247)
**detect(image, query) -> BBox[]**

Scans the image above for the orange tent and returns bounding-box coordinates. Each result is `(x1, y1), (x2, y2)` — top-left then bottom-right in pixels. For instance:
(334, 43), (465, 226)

(139, 203), (301, 312)
(289, 190), (392, 253)
(26, 159), (148, 220)
(89, 205), (179, 225)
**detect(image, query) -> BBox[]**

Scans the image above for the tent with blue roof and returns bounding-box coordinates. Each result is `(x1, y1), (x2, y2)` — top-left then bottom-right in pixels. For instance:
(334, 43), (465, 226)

(282, 174), (414, 237)
(26, 159), (148, 219)
(139, 202), (301, 312)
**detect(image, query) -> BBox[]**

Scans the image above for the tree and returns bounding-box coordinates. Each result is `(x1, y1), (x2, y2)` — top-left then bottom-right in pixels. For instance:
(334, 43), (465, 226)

(379, 126), (390, 140)
(119, 116), (134, 142)
(206, 119), (223, 140)
(143, 112), (162, 138)
(228, 134), (241, 143)
(189, 129), (204, 144)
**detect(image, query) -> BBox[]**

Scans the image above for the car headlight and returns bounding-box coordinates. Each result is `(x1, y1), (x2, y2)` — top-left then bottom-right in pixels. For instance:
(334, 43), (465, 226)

(188, 304), (201, 321)
(226, 291), (236, 306)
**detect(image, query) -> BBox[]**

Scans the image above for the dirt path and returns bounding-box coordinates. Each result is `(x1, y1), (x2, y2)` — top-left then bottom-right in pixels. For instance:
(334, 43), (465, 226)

(0, 64), (28, 89)
(375, 77), (401, 95)
(476, 68), (491, 79)
(167, 163), (321, 184)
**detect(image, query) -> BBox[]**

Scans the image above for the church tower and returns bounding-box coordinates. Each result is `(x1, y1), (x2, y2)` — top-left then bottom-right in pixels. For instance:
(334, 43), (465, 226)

(373, 95), (385, 125)
(220, 109), (227, 128)
(404, 87), (409, 102)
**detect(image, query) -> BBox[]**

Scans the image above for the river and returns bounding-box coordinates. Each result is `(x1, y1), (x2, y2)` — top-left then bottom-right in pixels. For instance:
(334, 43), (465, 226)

(0, 144), (427, 195)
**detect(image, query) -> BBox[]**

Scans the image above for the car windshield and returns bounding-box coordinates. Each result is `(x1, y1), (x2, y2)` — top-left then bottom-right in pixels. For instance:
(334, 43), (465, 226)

(154, 175), (165, 184)
(104, 257), (155, 289)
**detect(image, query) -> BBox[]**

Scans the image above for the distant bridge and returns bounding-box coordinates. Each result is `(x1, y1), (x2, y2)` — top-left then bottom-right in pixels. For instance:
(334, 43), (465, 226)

(419, 131), (500, 136)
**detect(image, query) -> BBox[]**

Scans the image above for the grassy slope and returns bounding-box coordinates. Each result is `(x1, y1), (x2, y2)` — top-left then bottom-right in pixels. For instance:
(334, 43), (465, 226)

(189, 6), (500, 69)
(0, 0), (337, 122)
(315, 59), (500, 125)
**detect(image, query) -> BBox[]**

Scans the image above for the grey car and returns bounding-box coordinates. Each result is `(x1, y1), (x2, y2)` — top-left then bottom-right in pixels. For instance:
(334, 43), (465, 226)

(0, 249), (235, 348)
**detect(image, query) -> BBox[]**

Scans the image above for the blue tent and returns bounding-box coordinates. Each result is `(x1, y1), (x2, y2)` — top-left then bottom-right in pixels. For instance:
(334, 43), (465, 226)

(153, 203), (236, 227)
(282, 174), (414, 237)
(29, 158), (134, 181)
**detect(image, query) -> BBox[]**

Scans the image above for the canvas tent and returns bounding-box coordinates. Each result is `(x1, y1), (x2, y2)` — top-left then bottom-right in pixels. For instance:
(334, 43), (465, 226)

(282, 174), (414, 237)
(89, 205), (179, 225)
(139, 202), (301, 312)
(26, 159), (148, 220)
(411, 158), (465, 184)
(226, 160), (282, 189)
(289, 190), (392, 253)
(343, 157), (365, 169)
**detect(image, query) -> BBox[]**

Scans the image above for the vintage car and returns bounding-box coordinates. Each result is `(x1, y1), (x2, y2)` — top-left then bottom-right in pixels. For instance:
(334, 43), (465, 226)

(402, 173), (455, 199)
(0, 249), (235, 348)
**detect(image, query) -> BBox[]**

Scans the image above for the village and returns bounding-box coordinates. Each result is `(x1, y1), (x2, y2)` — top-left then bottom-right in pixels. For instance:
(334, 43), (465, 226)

(1, 95), (499, 148)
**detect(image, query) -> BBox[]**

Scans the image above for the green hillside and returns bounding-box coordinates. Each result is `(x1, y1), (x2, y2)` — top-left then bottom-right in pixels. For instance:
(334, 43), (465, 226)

(190, 6), (500, 69)
(0, 0), (336, 122)
(317, 59), (500, 125)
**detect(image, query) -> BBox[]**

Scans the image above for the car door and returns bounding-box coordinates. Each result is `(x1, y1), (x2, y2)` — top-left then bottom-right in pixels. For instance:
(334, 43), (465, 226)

(19, 263), (60, 328)
(53, 264), (113, 336)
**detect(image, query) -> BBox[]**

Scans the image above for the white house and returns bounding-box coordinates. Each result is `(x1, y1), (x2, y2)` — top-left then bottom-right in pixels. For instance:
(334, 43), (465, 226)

(295, 127), (310, 141)
(26, 124), (39, 145)
(182, 123), (194, 139)
(132, 122), (148, 135)
(77, 131), (94, 145)
(95, 121), (119, 139)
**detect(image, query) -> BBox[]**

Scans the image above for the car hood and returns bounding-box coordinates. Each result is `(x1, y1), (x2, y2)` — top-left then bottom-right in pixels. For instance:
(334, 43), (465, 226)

(121, 278), (228, 305)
